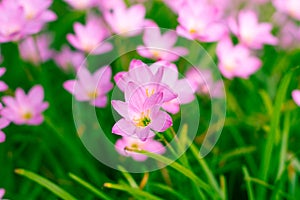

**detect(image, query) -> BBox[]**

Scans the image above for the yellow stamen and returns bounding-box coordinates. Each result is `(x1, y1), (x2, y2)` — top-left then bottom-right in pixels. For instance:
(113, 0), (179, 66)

(22, 112), (32, 120)
(145, 88), (155, 97)
(87, 91), (99, 99)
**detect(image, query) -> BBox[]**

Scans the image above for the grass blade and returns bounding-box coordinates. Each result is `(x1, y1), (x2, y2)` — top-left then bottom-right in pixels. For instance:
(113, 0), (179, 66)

(243, 166), (254, 200)
(15, 169), (76, 200)
(69, 173), (113, 200)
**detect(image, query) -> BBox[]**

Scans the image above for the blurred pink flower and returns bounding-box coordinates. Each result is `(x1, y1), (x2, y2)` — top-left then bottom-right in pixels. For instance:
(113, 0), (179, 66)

(103, 4), (147, 37)
(137, 27), (188, 62)
(64, 0), (97, 10)
(186, 67), (224, 98)
(0, 67), (8, 92)
(115, 136), (166, 161)
(216, 38), (262, 79)
(0, 103), (10, 143)
(19, 34), (54, 65)
(1, 85), (49, 125)
(64, 66), (113, 107)
(67, 15), (112, 55)
(0, 0), (56, 43)
(149, 61), (195, 114)
(278, 21), (300, 49)
(98, 0), (126, 12)
(163, 0), (185, 13)
(176, 0), (227, 42)
(228, 10), (277, 49)
(0, 189), (5, 199)
(273, 0), (300, 20)
(54, 45), (85, 72)
(112, 82), (173, 141)
(292, 90), (300, 106)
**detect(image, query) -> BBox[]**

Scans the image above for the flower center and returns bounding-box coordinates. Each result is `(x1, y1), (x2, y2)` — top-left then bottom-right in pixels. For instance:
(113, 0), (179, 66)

(87, 91), (99, 99)
(22, 112), (33, 120)
(133, 110), (151, 127)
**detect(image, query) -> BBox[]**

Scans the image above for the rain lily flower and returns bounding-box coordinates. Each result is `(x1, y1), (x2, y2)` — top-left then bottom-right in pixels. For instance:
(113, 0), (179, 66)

(19, 34), (54, 65)
(137, 27), (188, 62)
(278, 21), (300, 49)
(54, 45), (85, 72)
(0, 103), (10, 143)
(216, 38), (262, 79)
(115, 136), (166, 161)
(186, 67), (224, 98)
(176, 0), (227, 42)
(228, 10), (277, 49)
(273, 0), (300, 20)
(112, 82), (173, 141)
(1, 85), (49, 125)
(0, 67), (8, 92)
(63, 0), (97, 10)
(63, 66), (113, 107)
(67, 15), (112, 55)
(103, 4), (147, 37)
(149, 61), (195, 114)
(292, 90), (300, 106)
(0, 189), (5, 199)
(0, 0), (56, 43)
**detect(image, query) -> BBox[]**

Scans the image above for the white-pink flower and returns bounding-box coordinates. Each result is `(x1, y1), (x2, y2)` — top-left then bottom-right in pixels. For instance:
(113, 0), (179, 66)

(103, 4), (147, 37)
(115, 136), (166, 161)
(112, 82), (173, 141)
(292, 90), (300, 106)
(273, 0), (300, 20)
(19, 34), (54, 65)
(1, 85), (49, 125)
(54, 45), (85, 72)
(217, 38), (262, 79)
(67, 14), (112, 55)
(137, 27), (188, 62)
(63, 66), (113, 107)
(228, 10), (277, 49)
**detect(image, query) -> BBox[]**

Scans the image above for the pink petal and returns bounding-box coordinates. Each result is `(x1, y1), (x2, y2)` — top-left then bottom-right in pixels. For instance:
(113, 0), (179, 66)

(112, 119), (136, 136)
(150, 110), (172, 132)
(28, 85), (44, 105)
(292, 90), (300, 106)
(111, 100), (129, 118)
(0, 131), (6, 143)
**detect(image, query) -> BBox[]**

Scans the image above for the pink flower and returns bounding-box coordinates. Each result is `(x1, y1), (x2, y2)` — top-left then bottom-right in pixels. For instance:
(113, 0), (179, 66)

(273, 0), (300, 20)
(1, 85), (49, 125)
(0, 103), (10, 143)
(112, 82), (173, 141)
(98, 0), (126, 12)
(163, 0), (185, 13)
(176, 0), (227, 42)
(114, 60), (178, 103)
(149, 61), (195, 114)
(63, 66), (113, 107)
(228, 10), (277, 49)
(186, 67), (224, 98)
(278, 21), (300, 49)
(54, 45), (85, 72)
(63, 0), (97, 10)
(292, 90), (300, 106)
(0, 0), (56, 43)
(115, 136), (166, 161)
(0, 67), (8, 92)
(19, 34), (54, 65)
(0, 189), (5, 199)
(103, 4), (147, 37)
(216, 38), (262, 79)
(67, 14), (112, 55)
(137, 27), (188, 62)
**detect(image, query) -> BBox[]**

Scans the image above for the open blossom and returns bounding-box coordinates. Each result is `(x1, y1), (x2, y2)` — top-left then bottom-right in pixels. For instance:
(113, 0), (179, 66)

(115, 136), (166, 161)
(278, 21), (300, 49)
(176, 0), (227, 42)
(217, 38), (262, 79)
(19, 34), (54, 65)
(0, 189), (5, 199)
(186, 67), (224, 98)
(228, 10), (277, 49)
(112, 82), (173, 141)
(54, 45), (85, 72)
(1, 85), (49, 125)
(273, 0), (300, 20)
(64, 0), (97, 10)
(0, 68), (8, 92)
(64, 66), (113, 107)
(0, 0), (56, 43)
(292, 90), (300, 106)
(103, 4), (147, 37)
(67, 15), (112, 55)
(137, 27), (188, 62)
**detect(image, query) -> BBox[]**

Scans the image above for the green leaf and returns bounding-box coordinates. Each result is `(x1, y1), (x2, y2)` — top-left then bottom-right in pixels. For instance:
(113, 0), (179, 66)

(15, 169), (77, 200)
